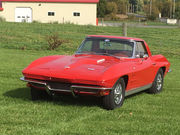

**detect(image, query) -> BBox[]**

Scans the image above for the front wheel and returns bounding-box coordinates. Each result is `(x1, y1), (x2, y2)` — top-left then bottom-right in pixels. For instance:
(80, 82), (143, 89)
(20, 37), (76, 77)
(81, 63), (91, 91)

(102, 78), (125, 110)
(148, 68), (164, 94)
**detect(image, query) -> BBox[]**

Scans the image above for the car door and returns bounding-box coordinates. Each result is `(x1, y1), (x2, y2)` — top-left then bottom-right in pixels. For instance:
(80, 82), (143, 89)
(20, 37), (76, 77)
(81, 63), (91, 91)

(131, 41), (155, 88)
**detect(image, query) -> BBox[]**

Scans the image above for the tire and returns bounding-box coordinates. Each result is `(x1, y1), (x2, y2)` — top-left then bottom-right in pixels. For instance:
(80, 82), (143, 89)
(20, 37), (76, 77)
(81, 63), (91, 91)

(148, 68), (164, 94)
(30, 87), (52, 101)
(102, 78), (125, 110)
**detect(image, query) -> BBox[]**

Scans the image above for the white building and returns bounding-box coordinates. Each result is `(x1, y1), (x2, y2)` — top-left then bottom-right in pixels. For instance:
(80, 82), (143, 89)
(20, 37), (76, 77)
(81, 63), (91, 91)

(0, 0), (99, 25)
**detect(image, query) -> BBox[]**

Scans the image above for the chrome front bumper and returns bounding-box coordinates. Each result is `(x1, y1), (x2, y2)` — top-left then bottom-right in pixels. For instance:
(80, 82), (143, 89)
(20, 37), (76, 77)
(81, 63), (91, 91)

(20, 77), (112, 97)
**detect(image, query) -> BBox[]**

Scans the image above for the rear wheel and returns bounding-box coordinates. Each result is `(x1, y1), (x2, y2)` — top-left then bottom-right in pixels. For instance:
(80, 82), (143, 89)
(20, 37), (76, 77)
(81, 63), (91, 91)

(102, 78), (125, 110)
(30, 87), (52, 101)
(148, 68), (164, 94)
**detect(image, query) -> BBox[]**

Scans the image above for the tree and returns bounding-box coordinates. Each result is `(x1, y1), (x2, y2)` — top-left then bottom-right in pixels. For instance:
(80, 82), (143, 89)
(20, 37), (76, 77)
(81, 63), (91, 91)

(161, 0), (173, 18)
(97, 0), (107, 18)
(98, 0), (179, 19)
(137, 0), (144, 12)
(106, 2), (118, 14)
(144, 0), (160, 20)
(175, 2), (180, 19)
(129, 0), (138, 12)
(109, 0), (128, 14)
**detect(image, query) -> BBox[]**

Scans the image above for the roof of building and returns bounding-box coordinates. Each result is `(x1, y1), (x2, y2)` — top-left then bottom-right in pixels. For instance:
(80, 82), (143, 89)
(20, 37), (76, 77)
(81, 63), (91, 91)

(1, 0), (99, 3)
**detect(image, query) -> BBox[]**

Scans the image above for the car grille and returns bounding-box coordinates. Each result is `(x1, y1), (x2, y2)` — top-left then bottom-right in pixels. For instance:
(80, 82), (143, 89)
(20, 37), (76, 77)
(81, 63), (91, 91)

(31, 83), (45, 88)
(27, 77), (103, 91)
(47, 82), (72, 90)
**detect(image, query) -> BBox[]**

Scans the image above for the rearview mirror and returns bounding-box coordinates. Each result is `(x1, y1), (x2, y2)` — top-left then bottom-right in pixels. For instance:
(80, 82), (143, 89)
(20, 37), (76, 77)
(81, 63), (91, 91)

(135, 55), (140, 58)
(143, 54), (148, 59)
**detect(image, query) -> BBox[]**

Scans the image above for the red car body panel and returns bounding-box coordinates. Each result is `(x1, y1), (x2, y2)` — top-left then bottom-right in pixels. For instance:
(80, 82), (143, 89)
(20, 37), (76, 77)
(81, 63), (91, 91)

(22, 35), (170, 96)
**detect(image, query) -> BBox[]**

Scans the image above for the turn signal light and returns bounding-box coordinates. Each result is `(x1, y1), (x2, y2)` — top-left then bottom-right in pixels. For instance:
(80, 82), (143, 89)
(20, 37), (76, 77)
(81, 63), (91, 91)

(99, 90), (110, 96)
(26, 83), (31, 87)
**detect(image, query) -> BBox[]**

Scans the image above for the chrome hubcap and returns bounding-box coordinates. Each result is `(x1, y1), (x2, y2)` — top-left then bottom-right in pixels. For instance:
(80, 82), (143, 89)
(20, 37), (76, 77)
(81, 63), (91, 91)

(156, 73), (162, 91)
(114, 83), (123, 105)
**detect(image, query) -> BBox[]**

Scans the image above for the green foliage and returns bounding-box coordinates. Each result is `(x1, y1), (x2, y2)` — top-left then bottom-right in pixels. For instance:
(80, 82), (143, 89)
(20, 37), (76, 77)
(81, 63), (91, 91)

(175, 2), (180, 19)
(106, 2), (118, 14)
(97, 0), (107, 18)
(99, 0), (180, 20)
(104, 2), (119, 20)
(109, 0), (129, 14)
(147, 5), (160, 20)
(117, 0), (129, 14)
(161, 1), (172, 18)
(129, 0), (138, 12)
(175, 9), (180, 19)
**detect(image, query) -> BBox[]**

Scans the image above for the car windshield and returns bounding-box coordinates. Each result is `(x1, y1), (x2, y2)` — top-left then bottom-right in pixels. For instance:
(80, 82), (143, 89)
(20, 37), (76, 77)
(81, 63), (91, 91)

(76, 38), (134, 58)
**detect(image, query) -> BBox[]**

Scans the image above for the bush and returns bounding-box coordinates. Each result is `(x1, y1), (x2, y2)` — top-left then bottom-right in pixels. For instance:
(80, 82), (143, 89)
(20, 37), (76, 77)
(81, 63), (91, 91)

(105, 13), (120, 21)
(46, 33), (65, 50)
(147, 15), (157, 21)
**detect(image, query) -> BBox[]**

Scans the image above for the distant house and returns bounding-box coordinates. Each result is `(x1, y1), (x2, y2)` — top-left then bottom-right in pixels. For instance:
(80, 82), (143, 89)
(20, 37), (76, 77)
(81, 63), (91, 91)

(0, 0), (99, 25)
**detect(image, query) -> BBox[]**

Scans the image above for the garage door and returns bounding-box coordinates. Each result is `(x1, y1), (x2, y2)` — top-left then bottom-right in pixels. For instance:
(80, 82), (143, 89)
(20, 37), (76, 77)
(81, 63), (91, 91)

(15, 8), (32, 23)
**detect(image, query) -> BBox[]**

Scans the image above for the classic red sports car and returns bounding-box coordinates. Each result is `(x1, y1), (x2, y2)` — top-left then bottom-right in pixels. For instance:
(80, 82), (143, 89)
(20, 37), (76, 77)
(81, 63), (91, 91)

(21, 35), (171, 110)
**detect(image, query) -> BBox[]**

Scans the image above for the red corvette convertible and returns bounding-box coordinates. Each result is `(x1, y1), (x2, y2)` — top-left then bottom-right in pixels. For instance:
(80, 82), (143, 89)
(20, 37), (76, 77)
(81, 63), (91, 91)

(21, 35), (171, 110)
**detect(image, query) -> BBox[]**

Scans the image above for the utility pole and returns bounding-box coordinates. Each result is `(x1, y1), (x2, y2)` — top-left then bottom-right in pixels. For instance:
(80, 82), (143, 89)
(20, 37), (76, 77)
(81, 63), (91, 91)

(122, 23), (127, 37)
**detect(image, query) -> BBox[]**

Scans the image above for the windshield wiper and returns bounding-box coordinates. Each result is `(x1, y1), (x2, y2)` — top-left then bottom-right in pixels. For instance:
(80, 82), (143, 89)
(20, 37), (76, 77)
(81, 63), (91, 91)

(76, 52), (120, 59)
(76, 52), (97, 55)
(96, 53), (120, 59)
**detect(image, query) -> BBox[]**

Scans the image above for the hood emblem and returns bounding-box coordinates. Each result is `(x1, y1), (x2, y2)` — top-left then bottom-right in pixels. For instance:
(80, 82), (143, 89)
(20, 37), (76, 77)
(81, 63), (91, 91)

(88, 68), (95, 71)
(64, 66), (70, 70)
(97, 59), (105, 64)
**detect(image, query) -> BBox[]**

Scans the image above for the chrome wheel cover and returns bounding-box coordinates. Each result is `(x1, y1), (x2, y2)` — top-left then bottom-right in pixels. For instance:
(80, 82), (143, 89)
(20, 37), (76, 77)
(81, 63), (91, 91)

(156, 73), (163, 91)
(114, 83), (123, 105)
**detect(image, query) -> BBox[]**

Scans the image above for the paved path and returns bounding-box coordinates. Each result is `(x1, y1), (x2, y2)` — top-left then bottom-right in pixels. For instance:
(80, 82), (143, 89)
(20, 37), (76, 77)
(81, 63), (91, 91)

(98, 22), (179, 29)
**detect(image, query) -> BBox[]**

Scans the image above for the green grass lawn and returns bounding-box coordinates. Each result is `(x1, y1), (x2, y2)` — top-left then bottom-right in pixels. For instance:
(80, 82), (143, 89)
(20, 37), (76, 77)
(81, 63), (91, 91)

(0, 22), (180, 135)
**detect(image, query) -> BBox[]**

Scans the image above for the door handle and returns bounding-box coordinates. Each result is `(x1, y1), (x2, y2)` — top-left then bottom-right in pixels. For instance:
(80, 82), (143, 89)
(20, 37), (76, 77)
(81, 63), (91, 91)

(152, 62), (156, 65)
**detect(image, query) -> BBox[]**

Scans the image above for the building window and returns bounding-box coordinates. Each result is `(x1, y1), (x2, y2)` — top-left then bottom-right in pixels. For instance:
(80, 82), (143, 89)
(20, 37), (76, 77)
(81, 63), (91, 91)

(48, 12), (55, 16)
(73, 12), (80, 17)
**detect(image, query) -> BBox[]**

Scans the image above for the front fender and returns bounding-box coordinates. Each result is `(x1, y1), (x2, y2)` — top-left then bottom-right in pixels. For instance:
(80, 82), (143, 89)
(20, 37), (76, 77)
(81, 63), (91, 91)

(101, 63), (133, 88)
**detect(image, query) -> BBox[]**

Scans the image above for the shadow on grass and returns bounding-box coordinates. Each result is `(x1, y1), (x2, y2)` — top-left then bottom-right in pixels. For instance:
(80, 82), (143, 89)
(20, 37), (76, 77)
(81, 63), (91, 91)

(3, 88), (31, 100)
(3, 87), (148, 109)
(3, 87), (102, 108)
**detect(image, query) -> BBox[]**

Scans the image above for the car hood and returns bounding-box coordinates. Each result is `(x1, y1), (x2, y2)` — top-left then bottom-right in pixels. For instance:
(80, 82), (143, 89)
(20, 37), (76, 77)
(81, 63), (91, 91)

(23, 54), (122, 81)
